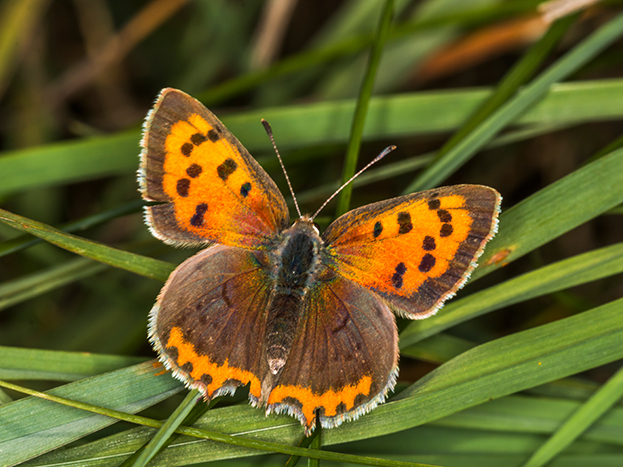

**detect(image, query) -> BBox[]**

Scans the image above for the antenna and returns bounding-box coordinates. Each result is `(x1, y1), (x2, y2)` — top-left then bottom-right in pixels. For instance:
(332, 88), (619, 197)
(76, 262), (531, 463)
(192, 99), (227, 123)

(262, 119), (302, 219)
(311, 145), (396, 220)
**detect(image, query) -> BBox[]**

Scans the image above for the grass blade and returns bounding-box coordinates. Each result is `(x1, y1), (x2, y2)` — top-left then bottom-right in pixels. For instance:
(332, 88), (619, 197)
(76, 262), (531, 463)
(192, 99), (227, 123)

(130, 390), (201, 467)
(0, 346), (144, 381)
(2, 79), (623, 197)
(474, 147), (623, 279)
(25, 297), (623, 464)
(522, 365), (623, 467)
(0, 257), (107, 311)
(0, 362), (182, 466)
(405, 10), (623, 192)
(335, 0), (394, 215)
(400, 242), (623, 347)
(0, 208), (174, 281)
(426, 11), (578, 168)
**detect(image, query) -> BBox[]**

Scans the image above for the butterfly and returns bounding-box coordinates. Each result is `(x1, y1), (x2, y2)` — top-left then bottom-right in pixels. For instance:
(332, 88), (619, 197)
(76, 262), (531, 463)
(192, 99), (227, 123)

(139, 88), (501, 435)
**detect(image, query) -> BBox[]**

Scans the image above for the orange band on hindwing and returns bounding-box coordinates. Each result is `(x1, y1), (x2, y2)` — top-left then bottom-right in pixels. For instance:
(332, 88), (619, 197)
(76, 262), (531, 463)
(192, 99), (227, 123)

(166, 326), (262, 399)
(268, 375), (373, 428)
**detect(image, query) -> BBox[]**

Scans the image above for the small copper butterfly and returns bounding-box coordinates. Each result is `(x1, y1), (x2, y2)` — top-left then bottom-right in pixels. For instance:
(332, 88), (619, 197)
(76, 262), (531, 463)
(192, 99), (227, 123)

(139, 88), (501, 435)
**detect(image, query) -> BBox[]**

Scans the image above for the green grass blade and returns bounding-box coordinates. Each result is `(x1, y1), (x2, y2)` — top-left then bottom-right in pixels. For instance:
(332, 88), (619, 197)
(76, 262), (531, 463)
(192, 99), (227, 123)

(405, 10), (623, 192)
(0, 257), (106, 311)
(474, 147), (623, 279)
(198, 0), (542, 106)
(401, 333), (474, 364)
(431, 394), (623, 445)
(427, 12), (578, 168)
(335, 0), (394, 215)
(307, 424), (322, 467)
(400, 241), (623, 347)
(26, 297), (623, 465)
(0, 130), (138, 197)
(120, 393), (211, 467)
(0, 346), (144, 381)
(522, 365), (623, 467)
(0, 208), (174, 281)
(0, 379), (439, 467)
(354, 297), (623, 443)
(2, 79), (623, 197)
(130, 390), (201, 467)
(0, 362), (182, 466)
(0, 198), (144, 258)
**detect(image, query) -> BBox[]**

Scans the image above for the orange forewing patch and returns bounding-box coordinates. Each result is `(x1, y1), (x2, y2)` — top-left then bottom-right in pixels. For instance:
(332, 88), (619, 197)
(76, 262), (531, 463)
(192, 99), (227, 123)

(162, 114), (277, 247)
(329, 194), (472, 296)
(268, 375), (373, 429)
(167, 326), (262, 399)
(141, 88), (288, 248)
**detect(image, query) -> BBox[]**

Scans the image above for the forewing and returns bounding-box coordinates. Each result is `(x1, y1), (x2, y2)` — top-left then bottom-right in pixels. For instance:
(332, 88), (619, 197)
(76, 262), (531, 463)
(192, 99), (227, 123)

(149, 245), (273, 401)
(266, 273), (399, 434)
(322, 185), (501, 318)
(139, 88), (289, 248)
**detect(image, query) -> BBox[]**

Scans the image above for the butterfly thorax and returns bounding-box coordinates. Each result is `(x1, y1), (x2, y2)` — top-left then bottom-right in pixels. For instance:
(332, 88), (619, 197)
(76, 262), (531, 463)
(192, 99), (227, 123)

(265, 218), (324, 377)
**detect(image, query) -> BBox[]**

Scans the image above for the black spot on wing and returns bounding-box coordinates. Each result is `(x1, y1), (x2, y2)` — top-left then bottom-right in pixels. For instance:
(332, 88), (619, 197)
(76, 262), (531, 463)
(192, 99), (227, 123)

(217, 158), (237, 181)
(207, 129), (220, 142)
(422, 236), (436, 251)
(191, 133), (207, 145)
(190, 203), (208, 226)
(440, 223), (453, 237)
(391, 262), (407, 289)
(181, 142), (193, 157)
(437, 209), (452, 223)
(240, 182), (251, 197)
(186, 163), (202, 178)
(419, 253), (436, 273)
(177, 179), (190, 197)
(397, 212), (413, 234)
(428, 199), (440, 210)
(373, 221), (383, 238)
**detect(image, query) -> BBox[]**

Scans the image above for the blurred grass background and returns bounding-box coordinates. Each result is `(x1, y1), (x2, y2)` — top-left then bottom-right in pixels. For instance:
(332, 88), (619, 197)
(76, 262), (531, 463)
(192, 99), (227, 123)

(1, 0), (623, 466)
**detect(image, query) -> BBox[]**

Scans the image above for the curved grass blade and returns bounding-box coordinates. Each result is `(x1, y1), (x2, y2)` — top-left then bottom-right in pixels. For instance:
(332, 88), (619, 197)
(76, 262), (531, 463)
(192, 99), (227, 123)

(335, 0), (394, 215)
(0, 346), (145, 381)
(0, 208), (174, 282)
(400, 241), (623, 348)
(2, 79), (623, 198)
(406, 10), (623, 192)
(0, 198), (144, 258)
(522, 365), (623, 467)
(0, 362), (182, 466)
(0, 257), (106, 312)
(474, 147), (623, 279)
(0, 380), (436, 467)
(25, 297), (623, 465)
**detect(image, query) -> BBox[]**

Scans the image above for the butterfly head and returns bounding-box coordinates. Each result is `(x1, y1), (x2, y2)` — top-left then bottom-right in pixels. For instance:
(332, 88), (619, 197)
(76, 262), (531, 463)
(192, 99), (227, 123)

(291, 214), (320, 235)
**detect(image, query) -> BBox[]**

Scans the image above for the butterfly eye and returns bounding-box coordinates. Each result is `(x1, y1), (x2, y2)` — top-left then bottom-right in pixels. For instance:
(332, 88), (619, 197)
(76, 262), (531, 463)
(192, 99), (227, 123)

(312, 221), (321, 234)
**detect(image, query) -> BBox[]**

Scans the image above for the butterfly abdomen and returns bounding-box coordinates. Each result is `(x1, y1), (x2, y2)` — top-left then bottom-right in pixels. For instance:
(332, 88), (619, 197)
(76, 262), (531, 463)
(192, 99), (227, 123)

(265, 221), (322, 375)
